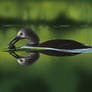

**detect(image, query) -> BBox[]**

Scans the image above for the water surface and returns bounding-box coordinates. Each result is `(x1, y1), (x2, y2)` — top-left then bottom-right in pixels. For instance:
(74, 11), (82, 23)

(0, 1), (92, 92)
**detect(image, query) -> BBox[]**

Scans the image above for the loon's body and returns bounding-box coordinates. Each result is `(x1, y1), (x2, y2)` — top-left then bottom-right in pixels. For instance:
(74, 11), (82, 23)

(8, 28), (92, 57)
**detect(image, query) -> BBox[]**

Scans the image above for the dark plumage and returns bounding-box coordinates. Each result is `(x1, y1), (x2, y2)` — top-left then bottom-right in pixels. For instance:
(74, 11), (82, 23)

(8, 28), (92, 57)
(38, 39), (92, 56)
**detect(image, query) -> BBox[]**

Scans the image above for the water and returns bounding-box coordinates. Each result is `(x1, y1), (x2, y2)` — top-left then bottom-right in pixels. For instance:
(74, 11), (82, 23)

(0, 1), (92, 92)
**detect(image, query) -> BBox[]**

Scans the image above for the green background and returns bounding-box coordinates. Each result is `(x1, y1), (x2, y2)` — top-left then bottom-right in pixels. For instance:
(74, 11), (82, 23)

(0, 0), (92, 92)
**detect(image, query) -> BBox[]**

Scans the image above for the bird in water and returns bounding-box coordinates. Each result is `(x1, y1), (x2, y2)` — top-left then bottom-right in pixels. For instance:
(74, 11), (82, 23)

(8, 28), (92, 66)
(8, 28), (40, 66)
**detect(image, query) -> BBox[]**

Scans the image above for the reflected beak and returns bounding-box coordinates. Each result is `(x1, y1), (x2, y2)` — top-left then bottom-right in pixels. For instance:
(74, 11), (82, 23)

(8, 50), (21, 58)
(8, 36), (20, 46)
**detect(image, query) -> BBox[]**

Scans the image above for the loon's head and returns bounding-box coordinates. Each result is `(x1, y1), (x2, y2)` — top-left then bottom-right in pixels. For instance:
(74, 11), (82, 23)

(8, 28), (40, 47)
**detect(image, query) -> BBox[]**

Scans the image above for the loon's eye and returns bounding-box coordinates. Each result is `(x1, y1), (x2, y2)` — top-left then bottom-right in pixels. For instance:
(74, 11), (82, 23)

(20, 59), (23, 62)
(20, 32), (23, 35)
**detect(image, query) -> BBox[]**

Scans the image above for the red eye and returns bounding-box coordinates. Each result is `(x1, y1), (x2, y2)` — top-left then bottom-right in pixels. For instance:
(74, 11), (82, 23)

(20, 33), (23, 35)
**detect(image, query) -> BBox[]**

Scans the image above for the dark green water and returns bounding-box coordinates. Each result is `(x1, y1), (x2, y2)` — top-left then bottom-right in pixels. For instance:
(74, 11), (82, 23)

(0, 1), (92, 92)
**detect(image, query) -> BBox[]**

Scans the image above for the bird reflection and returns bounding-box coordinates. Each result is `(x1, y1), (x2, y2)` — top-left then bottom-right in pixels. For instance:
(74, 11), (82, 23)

(8, 51), (40, 66)
(8, 28), (92, 66)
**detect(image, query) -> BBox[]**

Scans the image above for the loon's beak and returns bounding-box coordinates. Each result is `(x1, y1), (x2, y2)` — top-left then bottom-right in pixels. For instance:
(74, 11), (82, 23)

(8, 36), (20, 45)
